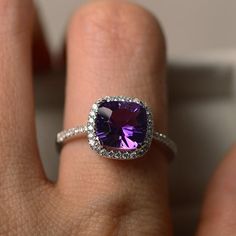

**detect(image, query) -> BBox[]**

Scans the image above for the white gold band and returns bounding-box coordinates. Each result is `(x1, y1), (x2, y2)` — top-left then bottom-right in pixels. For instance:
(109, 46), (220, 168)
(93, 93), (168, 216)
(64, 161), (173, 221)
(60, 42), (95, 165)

(57, 125), (177, 157)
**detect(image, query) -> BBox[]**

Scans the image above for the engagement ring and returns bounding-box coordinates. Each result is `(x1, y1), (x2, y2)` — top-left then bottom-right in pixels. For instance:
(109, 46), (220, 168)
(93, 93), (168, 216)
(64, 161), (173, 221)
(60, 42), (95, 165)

(57, 96), (177, 160)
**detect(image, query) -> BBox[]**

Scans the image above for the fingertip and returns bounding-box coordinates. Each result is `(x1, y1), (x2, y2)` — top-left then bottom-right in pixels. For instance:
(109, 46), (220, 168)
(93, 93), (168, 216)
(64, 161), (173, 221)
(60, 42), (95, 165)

(197, 144), (236, 235)
(207, 144), (236, 196)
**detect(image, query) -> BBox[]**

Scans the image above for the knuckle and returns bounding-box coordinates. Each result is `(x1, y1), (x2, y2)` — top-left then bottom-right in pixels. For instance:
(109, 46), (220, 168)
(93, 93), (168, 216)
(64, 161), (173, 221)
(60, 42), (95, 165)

(68, 1), (165, 54)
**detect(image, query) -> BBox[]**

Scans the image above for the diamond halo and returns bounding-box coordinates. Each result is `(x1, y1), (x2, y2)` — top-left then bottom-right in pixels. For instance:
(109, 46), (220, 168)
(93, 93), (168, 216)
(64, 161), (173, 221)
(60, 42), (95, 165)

(87, 96), (153, 160)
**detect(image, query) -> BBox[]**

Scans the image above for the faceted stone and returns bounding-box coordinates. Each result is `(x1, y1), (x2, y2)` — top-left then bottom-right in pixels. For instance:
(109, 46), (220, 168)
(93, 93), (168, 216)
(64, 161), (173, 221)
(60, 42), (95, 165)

(95, 101), (147, 150)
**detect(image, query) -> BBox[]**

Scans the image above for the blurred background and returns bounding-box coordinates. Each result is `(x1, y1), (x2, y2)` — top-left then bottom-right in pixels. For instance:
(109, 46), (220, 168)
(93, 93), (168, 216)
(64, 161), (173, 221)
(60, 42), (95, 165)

(35, 0), (236, 235)
(37, 0), (236, 56)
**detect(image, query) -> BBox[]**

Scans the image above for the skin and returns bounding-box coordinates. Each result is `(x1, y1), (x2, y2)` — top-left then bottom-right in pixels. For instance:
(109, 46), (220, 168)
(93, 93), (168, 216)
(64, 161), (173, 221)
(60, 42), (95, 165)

(0, 0), (235, 235)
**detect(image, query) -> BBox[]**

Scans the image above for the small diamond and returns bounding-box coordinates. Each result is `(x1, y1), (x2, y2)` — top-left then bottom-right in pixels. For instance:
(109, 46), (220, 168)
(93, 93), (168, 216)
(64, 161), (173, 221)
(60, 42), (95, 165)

(109, 151), (114, 157)
(88, 125), (93, 131)
(123, 152), (129, 159)
(92, 104), (98, 110)
(88, 117), (94, 123)
(114, 152), (121, 159)
(99, 149), (105, 155)
(89, 140), (95, 146)
(74, 129), (79, 134)
(90, 111), (95, 117)
(130, 152), (137, 159)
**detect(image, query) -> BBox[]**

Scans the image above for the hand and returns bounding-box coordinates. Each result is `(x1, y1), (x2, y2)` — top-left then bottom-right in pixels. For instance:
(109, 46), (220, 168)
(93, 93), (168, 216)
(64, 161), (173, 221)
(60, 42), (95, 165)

(0, 1), (235, 235)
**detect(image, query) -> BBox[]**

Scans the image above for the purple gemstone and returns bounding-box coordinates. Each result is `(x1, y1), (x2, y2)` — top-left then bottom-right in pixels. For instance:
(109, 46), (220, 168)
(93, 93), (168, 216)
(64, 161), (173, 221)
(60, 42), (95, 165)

(95, 100), (147, 150)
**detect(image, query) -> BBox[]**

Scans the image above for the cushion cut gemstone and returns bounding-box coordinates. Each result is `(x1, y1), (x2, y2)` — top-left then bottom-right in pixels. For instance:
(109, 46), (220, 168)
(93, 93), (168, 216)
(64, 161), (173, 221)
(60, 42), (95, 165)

(95, 100), (148, 150)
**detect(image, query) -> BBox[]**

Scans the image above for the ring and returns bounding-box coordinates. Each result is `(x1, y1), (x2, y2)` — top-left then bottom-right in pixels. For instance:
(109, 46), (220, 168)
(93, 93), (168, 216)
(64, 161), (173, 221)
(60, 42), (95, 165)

(56, 96), (177, 160)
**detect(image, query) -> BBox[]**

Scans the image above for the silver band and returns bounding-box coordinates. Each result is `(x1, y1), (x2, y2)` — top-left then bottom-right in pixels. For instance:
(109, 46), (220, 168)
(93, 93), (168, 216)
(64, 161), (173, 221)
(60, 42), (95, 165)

(57, 125), (177, 157)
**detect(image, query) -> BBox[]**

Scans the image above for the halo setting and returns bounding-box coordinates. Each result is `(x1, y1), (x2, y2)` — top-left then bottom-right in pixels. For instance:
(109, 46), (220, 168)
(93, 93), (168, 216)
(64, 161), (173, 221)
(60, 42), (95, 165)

(56, 96), (177, 160)
(87, 96), (153, 160)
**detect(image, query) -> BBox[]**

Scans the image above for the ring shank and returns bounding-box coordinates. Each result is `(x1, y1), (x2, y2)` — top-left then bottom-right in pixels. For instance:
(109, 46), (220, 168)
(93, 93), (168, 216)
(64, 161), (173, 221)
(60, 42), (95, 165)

(57, 125), (177, 157)
(57, 125), (88, 144)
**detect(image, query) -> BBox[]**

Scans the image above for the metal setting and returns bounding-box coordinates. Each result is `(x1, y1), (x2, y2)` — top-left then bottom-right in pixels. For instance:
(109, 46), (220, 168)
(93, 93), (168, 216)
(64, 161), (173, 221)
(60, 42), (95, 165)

(57, 96), (177, 160)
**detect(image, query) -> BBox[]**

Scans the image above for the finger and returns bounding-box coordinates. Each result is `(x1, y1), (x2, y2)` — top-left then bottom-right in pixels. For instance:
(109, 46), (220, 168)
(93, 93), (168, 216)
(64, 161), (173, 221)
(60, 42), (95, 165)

(197, 146), (236, 236)
(0, 1), (45, 185)
(59, 1), (171, 234)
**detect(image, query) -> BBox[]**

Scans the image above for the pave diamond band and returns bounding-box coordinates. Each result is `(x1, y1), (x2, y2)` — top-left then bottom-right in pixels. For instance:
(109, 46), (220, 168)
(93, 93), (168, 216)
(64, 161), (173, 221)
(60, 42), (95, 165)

(56, 96), (177, 160)
(57, 125), (88, 144)
(57, 127), (177, 157)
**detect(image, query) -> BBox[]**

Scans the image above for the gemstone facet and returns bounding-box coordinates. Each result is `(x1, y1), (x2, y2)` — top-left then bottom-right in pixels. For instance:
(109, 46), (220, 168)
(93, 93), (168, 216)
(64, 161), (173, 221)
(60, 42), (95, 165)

(95, 101), (148, 150)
